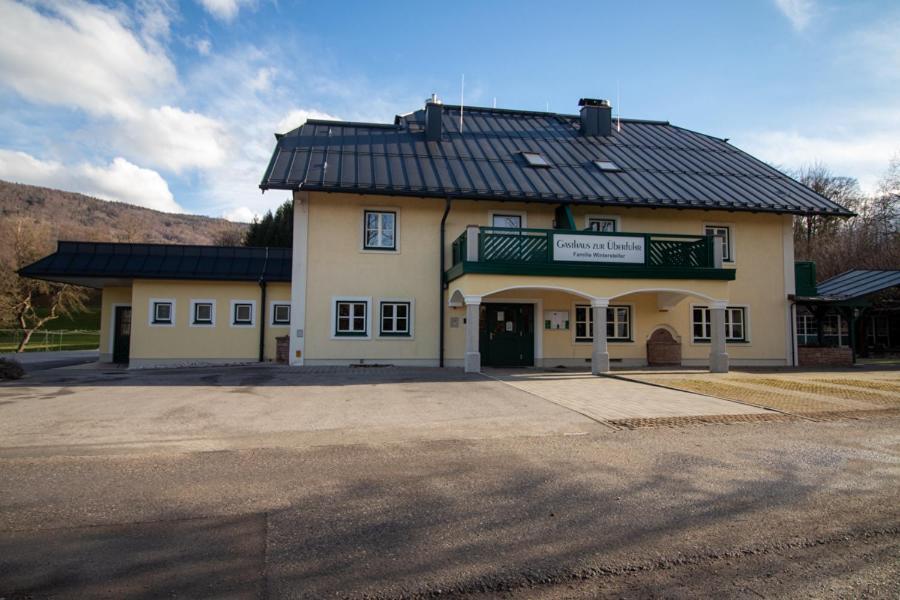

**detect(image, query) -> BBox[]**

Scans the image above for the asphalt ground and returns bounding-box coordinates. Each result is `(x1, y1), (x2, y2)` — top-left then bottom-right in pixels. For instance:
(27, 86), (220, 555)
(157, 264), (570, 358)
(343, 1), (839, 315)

(1, 365), (898, 598)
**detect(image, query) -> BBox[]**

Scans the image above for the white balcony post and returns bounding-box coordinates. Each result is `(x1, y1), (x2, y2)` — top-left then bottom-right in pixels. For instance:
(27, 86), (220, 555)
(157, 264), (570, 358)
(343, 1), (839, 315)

(466, 225), (479, 262)
(591, 298), (610, 375)
(709, 300), (729, 373)
(464, 295), (482, 373)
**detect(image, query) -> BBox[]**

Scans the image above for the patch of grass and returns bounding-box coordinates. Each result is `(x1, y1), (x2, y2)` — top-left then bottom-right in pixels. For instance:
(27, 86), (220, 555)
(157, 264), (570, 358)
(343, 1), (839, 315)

(731, 377), (900, 407)
(32, 307), (101, 330)
(0, 330), (99, 352)
(665, 379), (845, 414)
(808, 378), (900, 395)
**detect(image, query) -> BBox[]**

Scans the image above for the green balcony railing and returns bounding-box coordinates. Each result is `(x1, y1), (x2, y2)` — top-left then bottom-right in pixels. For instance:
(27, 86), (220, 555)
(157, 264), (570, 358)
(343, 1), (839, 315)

(449, 226), (722, 272)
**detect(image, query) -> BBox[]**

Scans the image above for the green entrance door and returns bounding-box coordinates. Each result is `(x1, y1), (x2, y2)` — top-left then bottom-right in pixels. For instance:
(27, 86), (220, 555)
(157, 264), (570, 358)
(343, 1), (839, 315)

(480, 303), (534, 367)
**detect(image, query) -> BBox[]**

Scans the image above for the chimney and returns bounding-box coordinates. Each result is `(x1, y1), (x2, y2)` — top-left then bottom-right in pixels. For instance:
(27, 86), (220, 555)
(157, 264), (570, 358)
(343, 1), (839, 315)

(578, 98), (612, 136)
(425, 94), (443, 142)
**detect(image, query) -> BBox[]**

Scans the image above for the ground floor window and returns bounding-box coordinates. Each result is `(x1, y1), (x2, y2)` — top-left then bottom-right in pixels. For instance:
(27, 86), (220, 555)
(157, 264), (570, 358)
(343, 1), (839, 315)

(866, 315), (891, 348)
(334, 299), (368, 337)
(822, 313), (848, 346)
(272, 303), (290, 325)
(692, 306), (747, 342)
(191, 300), (215, 326)
(797, 311), (817, 345)
(150, 299), (174, 326)
(379, 301), (411, 337)
(574, 305), (632, 342)
(231, 301), (255, 326)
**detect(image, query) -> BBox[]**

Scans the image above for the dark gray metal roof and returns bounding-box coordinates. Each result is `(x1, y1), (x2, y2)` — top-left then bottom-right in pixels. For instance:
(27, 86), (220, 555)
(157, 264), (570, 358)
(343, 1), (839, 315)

(261, 104), (852, 216)
(20, 241), (291, 288)
(816, 270), (900, 300)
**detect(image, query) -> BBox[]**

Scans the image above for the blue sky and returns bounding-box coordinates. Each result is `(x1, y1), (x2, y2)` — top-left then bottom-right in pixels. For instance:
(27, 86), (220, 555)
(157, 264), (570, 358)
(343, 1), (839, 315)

(0, 0), (898, 220)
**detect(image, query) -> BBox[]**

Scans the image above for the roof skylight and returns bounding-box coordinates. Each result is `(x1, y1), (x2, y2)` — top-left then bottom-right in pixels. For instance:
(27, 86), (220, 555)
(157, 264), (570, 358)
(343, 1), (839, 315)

(594, 160), (622, 172)
(522, 152), (551, 168)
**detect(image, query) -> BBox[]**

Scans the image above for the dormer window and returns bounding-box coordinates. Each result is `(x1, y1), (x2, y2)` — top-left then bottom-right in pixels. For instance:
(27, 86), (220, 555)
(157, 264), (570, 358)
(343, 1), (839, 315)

(594, 160), (622, 172)
(522, 152), (551, 168)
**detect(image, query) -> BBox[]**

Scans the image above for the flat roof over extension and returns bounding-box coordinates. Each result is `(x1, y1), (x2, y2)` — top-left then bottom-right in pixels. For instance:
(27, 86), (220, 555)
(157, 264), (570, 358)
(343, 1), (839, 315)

(19, 241), (292, 288)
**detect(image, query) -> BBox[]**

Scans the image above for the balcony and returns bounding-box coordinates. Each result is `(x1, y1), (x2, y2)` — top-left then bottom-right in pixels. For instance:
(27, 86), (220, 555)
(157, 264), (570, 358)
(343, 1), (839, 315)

(446, 226), (735, 281)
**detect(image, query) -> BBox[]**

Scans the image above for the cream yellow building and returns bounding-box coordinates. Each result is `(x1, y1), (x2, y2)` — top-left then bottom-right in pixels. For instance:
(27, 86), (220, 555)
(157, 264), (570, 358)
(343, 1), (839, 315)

(23, 97), (850, 371)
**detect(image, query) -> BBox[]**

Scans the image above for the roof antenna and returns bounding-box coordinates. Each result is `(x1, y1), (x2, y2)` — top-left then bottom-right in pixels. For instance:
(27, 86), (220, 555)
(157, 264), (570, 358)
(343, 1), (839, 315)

(492, 97), (496, 109)
(546, 101), (550, 112)
(459, 73), (465, 133)
(616, 80), (621, 133)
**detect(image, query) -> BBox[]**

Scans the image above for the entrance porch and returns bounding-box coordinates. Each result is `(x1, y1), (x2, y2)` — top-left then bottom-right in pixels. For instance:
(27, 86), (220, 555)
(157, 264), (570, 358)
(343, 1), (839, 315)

(449, 278), (732, 374)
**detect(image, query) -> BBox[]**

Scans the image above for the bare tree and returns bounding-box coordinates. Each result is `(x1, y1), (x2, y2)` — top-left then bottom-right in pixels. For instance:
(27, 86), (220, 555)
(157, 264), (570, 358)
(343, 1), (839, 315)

(212, 228), (245, 246)
(0, 219), (89, 352)
(792, 161), (900, 280)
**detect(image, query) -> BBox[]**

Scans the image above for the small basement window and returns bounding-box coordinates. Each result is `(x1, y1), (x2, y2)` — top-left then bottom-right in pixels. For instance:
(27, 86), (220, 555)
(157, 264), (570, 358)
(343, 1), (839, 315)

(594, 160), (622, 172)
(192, 301), (214, 326)
(521, 152), (551, 168)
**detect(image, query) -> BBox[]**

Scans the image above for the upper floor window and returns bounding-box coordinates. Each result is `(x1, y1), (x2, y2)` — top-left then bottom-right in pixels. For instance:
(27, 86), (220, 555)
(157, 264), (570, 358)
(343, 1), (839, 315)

(704, 225), (732, 262)
(364, 210), (396, 250)
(492, 214), (523, 229)
(588, 217), (617, 232)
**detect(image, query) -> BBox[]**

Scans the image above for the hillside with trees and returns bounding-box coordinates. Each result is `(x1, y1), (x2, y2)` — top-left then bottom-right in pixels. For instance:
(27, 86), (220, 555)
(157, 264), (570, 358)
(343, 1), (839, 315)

(0, 180), (247, 247)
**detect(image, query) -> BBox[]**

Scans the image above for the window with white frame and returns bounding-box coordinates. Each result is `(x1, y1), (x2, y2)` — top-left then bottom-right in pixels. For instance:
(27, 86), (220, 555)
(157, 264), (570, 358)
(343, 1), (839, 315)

(822, 313), (848, 346)
(574, 305), (632, 342)
(272, 303), (290, 325)
(192, 301), (214, 326)
(587, 217), (617, 232)
(491, 213), (523, 229)
(797, 311), (818, 346)
(379, 301), (411, 337)
(704, 225), (732, 262)
(335, 300), (368, 336)
(232, 302), (254, 326)
(151, 300), (174, 325)
(692, 306), (747, 342)
(363, 210), (396, 250)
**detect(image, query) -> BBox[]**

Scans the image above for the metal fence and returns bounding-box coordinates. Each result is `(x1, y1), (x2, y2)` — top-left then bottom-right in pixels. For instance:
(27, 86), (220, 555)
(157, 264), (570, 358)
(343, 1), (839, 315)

(0, 329), (100, 353)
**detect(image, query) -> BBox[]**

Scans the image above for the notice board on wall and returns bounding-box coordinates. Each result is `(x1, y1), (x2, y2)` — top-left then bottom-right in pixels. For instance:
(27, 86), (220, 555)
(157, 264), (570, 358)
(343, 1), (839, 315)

(544, 310), (569, 330)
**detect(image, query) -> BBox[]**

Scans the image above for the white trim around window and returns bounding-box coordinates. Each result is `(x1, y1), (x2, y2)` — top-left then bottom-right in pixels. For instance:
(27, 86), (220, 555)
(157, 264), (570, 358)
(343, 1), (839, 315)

(488, 210), (527, 229)
(690, 303), (751, 344)
(270, 301), (291, 327)
(703, 222), (735, 263)
(377, 298), (415, 339)
(148, 298), (175, 327)
(189, 299), (216, 327)
(331, 296), (372, 339)
(584, 214), (621, 232)
(571, 301), (635, 344)
(360, 207), (400, 253)
(229, 300), (257, 327)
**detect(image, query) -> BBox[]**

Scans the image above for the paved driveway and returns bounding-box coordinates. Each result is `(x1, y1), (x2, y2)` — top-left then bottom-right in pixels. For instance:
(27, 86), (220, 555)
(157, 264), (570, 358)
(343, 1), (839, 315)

(486, 369), (771, 422)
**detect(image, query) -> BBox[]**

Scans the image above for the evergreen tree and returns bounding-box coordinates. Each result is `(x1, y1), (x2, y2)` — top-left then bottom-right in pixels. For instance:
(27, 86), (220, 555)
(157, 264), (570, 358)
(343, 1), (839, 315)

(244, 200), (293, 247)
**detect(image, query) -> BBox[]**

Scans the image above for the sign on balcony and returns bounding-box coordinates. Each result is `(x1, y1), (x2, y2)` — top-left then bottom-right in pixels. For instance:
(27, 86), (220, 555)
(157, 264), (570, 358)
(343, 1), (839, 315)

(553, 234), (645, 264)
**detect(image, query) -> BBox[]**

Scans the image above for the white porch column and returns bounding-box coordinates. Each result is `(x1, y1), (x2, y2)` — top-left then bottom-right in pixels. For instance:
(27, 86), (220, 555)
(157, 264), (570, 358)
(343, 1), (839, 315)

(591, 298), (610, 375)
(709, 300), (729, 373)
(464, 295), (482, 373)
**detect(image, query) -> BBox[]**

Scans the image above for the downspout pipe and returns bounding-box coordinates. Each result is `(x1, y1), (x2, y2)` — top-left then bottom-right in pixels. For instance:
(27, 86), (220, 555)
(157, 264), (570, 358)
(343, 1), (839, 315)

(258, 247), (269, 362)
(439, 197), (452, 367)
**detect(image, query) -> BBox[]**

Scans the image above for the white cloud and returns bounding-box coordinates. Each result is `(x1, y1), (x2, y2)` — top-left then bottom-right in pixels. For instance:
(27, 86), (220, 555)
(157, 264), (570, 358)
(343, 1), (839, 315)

(738, 129), (900, 193)
(841, 18), (900, 82)
(196, 0), (255, 22)
(0, 150), (182, 213)
(192, 37), (212, 56)
(276, 108), (340, 133)
(773, 0), (815, 31)
(113, 106), (228, 172)
(0, 0), (175, 119)
(223, 206), (256, 222)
